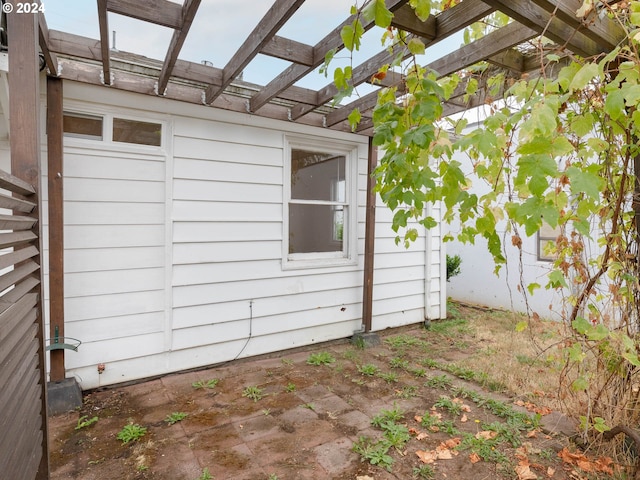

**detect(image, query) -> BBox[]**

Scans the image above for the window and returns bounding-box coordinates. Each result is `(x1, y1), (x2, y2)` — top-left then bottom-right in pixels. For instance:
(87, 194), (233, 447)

(538, 223), (560, 261)
(63, 112), (103, 140)
(113, 118), (162, 146)
(284, 137), (356, 268)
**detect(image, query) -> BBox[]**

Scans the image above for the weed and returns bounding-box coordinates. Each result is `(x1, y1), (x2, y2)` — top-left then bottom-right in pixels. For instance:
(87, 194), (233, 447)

(351, 336), (366, 349)
(389, 357), (409, 369)
(196, 468), (212, 480)
(384, 334), (423, 349)
(75, 415), (98, 430)
(425, 374), (453, 389)
(284, 382), (296, 392)
(137, 465), (149, 472)
(419, 412), (440, 429)
(267, 475), (280, 480)
(342, 348), (359, 361)
(301, 403), (315, 410)
(445, 364), (476, 381)
(164, 412), (188, 425)
(377, 371), (399, 383)
(192, 379), (219, 390)
(419, 358), (441, 369)
(433, 396), (462, 416)
(281, 358), (293, 366)
(357, 363), (379, 376)
(242, 385), (266, 402)
(307, 352), (335, 366)
(439, 419), (460, 435)
(117, 423), (147, 444)
(262, 408), (271, 416)
(408, 367), (427, 377)
(352, 436), (394, 471)
(413, 464), (435, 479)
(379, 421), (410, 449)
(459, 432), (508, 463)
(537, 448), (555, 460)
(450, 386), (482, 402)
(371, 405), (404, 427)
(395, 385), (419, 398)
(446, 254), (462, 281)
(430, 317), (471, 335)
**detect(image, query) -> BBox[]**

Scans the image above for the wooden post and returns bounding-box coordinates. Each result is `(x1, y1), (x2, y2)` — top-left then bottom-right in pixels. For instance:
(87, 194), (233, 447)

(7, 5), (50, 479)
(361, 137), (377, 332)
(47, 76), (64, 382)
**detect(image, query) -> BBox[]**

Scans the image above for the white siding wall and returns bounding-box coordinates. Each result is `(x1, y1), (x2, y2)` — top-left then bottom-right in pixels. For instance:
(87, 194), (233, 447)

(46, 82), (445, 389)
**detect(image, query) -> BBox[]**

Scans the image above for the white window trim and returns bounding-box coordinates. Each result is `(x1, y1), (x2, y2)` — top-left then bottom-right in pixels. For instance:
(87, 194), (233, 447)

(282, 134), (358, 270)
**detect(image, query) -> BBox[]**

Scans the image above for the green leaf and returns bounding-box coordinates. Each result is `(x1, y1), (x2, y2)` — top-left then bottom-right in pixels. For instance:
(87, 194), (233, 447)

(548, 270), (568, 289)
(568, 343), (586, 363)
(605, 89), (625, 120)
(515, 321), (528, 332)
(566, 165), (603, 199)
(527, 283), (541, 295)
(407, 37), (426, 55)
(409, 0), (431, 21)
(572, 316), (591, 335)
(571, 376), (589, 391)
(569, 63), (599, 92)
(363, 0), (393, 28)
(340, 25), (355, 51)
(587, 324), (609, 342)
(348, 108), (361, 132)
(593, 417), (611, 433)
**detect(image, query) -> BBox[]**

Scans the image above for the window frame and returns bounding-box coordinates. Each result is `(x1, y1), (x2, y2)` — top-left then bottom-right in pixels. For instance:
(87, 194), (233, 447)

(282, 135), (358, 270)
(537, 223), (561, 262)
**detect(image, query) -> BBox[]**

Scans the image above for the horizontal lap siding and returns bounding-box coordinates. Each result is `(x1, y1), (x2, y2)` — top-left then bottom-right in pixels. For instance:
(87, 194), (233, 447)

(171, 118), (368, 356)
(62, 145), (167, 375)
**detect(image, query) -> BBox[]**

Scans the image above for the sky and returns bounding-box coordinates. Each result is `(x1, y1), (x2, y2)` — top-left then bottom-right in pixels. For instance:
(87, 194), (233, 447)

(43, 0), (459, 94)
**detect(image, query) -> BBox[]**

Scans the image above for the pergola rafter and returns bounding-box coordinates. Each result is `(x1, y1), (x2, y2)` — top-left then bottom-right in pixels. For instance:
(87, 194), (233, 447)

(36, 0), (624, 135)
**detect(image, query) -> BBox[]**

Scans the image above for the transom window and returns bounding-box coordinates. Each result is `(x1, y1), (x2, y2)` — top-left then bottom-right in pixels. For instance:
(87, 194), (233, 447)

(284, 137), (357, 269)
(62, 111), (162, 147)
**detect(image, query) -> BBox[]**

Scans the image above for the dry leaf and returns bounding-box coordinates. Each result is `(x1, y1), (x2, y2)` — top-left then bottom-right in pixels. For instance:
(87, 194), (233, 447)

(460, 414), (468, 423)
(357, 476), (374, 480)
(546, 466), (555, 477)
(436, 448), (453, 460)
(414, 415), (423, 423)
(476, 430), (498, 440)
(416, 432), (429, 441)
(515, 463), (538, 480)
(443, 438), (461, 448)
(461, 404), (472, 413)
(469, 452), (481, 464)
(526, 430), (538, 438)
(416, 450), (437, 464)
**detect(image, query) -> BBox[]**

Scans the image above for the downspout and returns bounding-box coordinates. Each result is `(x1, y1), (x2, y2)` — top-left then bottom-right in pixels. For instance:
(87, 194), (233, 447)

(361, 137), (377, 332)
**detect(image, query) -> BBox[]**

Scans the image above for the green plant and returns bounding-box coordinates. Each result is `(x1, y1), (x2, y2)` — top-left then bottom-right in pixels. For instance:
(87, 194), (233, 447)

(433, 396), (462, 416)
(192, 379), (219, 389)
(242, 385), (265, 402)
(425, 374), (453, 389)
(446, 254), (462, 281)
(371, 405), (404, 427)
(262, 409), (271, 416)
(413, 465), (435, 479)
(352, 436), (394, 471)
(165, 412), (188, 425)
(377, 371), (399, 383)
(395, 385), (419, 398)
(389, 356), (409, 369)
(306, 351), (335, 366)
(196, 468), (212, 480)
(281, 358), (293, 366)
(267, 475), (280, 480)
(284, 382), (296, 392)
(408, 367), (427, 377)
(301, 403), (315, 410)
(117, 423), (147, 444)
(75, 415), (98, 430)
(419, 357), (441, 369)
(379, 421), (410, 449)
(385, 334), (423, 349)
(357, 363), (379, 376)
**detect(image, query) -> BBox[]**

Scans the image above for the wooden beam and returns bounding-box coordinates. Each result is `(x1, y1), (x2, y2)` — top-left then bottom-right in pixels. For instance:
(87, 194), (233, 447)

(290, 0), (495, 121)
(37, 14), (58, 76)
(391, 3), (436, 39)
(106, 0), (183, 29)
(248, 0), (407, 113)
(261, 35), (314, 66)
(362, 137), (378, 332)
(157, 0), (201, 95)
(205, 0), (306, 104)
(486, 48), (525, 72)
(97, 0), (111, 85)
(46, 77), (64, 383)
(7, 8), (48, 478)
(326, 20), (538, 127)
(48, 30), (103, 61)
(529, 0), (624, 50)
(483, 0), (606, 57)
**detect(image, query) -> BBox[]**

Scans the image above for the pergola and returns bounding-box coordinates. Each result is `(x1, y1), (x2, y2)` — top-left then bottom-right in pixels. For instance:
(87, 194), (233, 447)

(1, 1), (624, 478)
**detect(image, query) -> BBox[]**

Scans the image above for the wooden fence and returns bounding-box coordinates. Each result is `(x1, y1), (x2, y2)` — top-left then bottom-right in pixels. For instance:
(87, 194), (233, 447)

(0, 168), (47, 479)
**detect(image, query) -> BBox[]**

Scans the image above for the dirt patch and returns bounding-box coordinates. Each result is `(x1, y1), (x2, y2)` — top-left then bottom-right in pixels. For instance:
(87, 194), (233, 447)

(49, 302), (618, 479)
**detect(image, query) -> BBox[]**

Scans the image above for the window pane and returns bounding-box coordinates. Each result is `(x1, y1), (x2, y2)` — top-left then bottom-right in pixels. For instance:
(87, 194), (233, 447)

(289, 204), (344, 253)
(113, 118), (162, 146)
(63, 112), (103, 140)
(291, 149), (345, 201)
